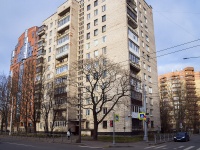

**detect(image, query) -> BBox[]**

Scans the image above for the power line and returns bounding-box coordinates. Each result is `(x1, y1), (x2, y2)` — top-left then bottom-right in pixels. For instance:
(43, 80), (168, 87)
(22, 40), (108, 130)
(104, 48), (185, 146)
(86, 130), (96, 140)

(152, 45), (200, 59)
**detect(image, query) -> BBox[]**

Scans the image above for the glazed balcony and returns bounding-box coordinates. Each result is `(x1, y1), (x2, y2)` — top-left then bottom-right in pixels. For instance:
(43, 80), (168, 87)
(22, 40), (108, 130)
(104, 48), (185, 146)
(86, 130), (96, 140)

(130, 72), (141, 81)
(56, 34), (69, 49)
(37, 25), (46, 36)
(127, 0), (136, 9)
(127, 7), (137, 29)
(57, 15), (70, 32)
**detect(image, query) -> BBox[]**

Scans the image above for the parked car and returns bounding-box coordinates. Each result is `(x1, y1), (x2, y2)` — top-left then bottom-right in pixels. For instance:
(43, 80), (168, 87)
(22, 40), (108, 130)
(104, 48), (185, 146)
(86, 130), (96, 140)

(174, 132), (190, 142)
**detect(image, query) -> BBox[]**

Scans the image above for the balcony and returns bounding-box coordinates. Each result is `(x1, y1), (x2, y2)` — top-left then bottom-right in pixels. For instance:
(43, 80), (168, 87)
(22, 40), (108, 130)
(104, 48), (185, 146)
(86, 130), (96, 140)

(127, 7), (137, 29)
(37, 49), (45, 57)
(37, 25), (46, 36)
(127, 0), (136, 9)
(130, 73), (141, 81)
(185, 76), (195, 81)
(130, 61), (140, 72)
(57, 15), (70, 32)
(56, 34), (69, 49)
(38, 39), (45, 49)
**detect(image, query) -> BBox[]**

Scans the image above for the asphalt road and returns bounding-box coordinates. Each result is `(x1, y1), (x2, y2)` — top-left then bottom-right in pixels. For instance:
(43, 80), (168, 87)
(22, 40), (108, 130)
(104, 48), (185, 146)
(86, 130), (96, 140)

(1, 134), (200, 150)
(143, 134), (200, 150)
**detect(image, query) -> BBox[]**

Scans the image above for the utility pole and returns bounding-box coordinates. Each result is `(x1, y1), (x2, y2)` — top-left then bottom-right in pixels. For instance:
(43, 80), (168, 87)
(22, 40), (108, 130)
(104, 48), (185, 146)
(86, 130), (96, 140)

(143, 83), (148, 142)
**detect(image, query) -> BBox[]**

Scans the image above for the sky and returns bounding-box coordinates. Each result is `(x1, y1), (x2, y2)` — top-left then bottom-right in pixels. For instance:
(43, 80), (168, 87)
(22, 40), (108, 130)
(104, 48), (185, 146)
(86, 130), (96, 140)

(0, 0), (200, 75)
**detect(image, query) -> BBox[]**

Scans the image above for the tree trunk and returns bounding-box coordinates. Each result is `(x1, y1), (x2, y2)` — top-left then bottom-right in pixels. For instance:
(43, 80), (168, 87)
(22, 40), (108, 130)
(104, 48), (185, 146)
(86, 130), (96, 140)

(93, 113), (98, 140)
(33, 122), (37, 133)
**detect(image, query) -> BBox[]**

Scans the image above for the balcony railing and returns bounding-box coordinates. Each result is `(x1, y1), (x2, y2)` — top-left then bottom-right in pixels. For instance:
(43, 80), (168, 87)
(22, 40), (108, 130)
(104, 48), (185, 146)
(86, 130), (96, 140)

(57, 15), (70, 32)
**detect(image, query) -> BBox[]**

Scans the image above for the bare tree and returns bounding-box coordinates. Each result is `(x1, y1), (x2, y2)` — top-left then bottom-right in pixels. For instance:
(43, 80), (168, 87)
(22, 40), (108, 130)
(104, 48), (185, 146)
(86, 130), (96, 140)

(69, 56), (130, 140)
(0, 73), (11, 132)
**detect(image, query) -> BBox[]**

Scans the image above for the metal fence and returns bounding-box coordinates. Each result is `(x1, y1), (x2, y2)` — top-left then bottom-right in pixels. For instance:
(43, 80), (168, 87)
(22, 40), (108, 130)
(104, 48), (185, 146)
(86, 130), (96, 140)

(154, 133), (175, 144)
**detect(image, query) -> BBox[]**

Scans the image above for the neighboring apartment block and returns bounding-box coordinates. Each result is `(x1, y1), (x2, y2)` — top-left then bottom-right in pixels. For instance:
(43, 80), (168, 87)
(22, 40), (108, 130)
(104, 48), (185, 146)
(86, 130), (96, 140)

(158, 67), (200, 132)
(10, 0), (160, 134)
(10, 27), (38, 132)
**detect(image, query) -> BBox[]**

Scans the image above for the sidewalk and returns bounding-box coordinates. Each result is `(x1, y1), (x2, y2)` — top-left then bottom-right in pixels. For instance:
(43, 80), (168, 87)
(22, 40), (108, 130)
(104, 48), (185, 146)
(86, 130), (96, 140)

(75, 139), (153, 149)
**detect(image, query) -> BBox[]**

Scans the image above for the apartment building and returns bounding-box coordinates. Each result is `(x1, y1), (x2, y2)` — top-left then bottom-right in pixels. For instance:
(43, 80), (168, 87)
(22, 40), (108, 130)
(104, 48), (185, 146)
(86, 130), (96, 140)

(10, 0), (160, 134)
(158, 67), (200, 132)
(10, 27), (38, 132)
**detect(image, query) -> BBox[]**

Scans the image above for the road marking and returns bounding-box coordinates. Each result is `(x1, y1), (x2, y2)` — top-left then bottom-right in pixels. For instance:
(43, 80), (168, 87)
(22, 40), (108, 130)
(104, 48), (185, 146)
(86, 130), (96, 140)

(178, 146), (184, 148)
(183, 146), (195, 150)
(154, 145), (167, 149)
(4, 142), (38, 148)
(144, 146), (156, 149)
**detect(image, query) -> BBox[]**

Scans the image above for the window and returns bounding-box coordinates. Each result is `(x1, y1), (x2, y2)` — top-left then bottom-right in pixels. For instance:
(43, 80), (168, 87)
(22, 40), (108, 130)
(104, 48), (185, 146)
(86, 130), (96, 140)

(129, 53), (139, 64)
(102, 25), (106, 33)
(102, 5), (106, 12)
(103, 121), (107, 129)
(48, 56), (51, 62)
(87, 13), (90, 20)
(94, 9), (98, 16)
(140, 21), (143, 27)
(86, 75), (90, 82)
(144, 8), (147, 14)
(148, 65), (151, 72)
(56, 65), (68, 74)
(50, 30), (52, 36)
(94, 19), (98, 26)
(143, 62), (146, 69)
(128, 28), (138, 42)
(141, 31), (144, 37)
(150, 98), (153, 105)
(94, 0), (98, 7)
(49, 47), (51, 53)
(147, 55), (150, 61)
(144, 73), (146, 80)
(145, 25), (148, 32)
(103, 70), (107, 78)
(146, 35), (149, 42)
(102, 36), (106, 43)
(102, 47), (107, 54)
(86, 43), (90, 49)
(94, 72), (98, 80)
(150, 109), (153, 116)
(146, 45), (149, 51)
(87, 32), (90, 39)
(149, 87), (152, 93)
(144, 16), (147, 23)
(94, 29), (98, 36)
(94, 39), (98, 46)
(86, 53), (90, 59)
(94, 50), (98, 57)
(142, 41), (145, 47)
(86, 109), (90, 115)
(87, 4), (91, 11)
(151, 121), (154, 128)
(50, 22), (53, 28)
(102, 15), (106, 22)
(129, 40), (139, 54)
(148, 76), (152, 83)
(47, 74), (50, 79)
(87, 23), (90, 29)
(49, 39), (52, 45)
(103, 107), (107, 114)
